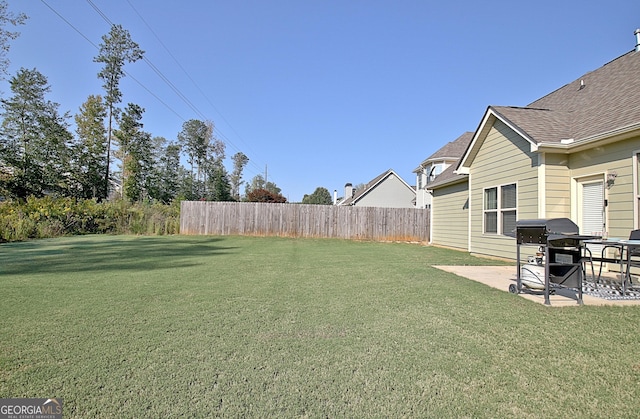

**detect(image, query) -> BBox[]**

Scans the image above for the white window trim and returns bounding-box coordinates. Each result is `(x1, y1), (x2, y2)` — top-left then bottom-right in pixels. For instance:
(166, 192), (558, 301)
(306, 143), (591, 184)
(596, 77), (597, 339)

(483, 182), (517, 236)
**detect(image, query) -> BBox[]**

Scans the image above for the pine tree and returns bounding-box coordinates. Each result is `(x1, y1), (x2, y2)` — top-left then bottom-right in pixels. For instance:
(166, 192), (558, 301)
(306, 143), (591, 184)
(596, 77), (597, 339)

(0, 68), (72, 198)
(113, 103), (152, 202)
(146, 137), (181, 204)
(73, 95), (108, 199)
(230, 152), (249, 200)
(94, 24), (144, 198)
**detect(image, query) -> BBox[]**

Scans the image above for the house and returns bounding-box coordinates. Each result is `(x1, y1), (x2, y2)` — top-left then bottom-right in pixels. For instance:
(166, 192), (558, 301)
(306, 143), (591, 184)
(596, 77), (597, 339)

(429, 30), (640, 261)
(424, 140), (473, 249)
(336, 169), (416, 208)
(413, 132), (473, 209)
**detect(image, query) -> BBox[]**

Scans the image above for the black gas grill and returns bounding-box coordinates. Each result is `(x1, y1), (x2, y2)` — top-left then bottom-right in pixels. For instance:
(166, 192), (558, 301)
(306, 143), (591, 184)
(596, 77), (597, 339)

(513, 218), (597, 305)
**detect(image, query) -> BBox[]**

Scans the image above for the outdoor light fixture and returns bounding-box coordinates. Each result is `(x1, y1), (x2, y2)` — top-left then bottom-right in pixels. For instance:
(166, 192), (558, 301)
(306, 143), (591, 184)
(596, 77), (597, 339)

(607, 171), (617, 189)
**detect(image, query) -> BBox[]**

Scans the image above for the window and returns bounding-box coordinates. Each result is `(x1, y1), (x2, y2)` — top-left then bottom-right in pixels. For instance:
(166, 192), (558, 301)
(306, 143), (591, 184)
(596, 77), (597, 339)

(484, 183), (516, 235)
(484, 188), (498, 233)
(427, 163), (444, 184)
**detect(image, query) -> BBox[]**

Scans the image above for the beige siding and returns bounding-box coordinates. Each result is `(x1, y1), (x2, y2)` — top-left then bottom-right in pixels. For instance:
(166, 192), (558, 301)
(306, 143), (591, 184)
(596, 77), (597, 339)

(544, 153), (571, 218)
(431, 181), (469, 250)
(518, 175), (539, 220)
(469, 120), (538, 260)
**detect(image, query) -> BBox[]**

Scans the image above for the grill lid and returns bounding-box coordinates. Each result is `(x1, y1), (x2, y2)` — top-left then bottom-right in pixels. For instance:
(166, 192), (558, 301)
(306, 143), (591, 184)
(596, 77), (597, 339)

(515, 218), (581, 245)
(515, 218), (579, 234)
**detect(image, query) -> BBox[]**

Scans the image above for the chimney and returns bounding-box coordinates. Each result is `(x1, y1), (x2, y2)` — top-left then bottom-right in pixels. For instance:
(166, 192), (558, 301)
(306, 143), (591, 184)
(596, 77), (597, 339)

(344, 183), (353, 200)
(636, 29), (640, 52)
(333, 189), (337, 205)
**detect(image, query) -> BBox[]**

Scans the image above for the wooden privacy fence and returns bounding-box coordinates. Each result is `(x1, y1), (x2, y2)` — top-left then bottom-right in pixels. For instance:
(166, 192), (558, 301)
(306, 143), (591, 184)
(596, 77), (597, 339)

(180, 201), (430, 242)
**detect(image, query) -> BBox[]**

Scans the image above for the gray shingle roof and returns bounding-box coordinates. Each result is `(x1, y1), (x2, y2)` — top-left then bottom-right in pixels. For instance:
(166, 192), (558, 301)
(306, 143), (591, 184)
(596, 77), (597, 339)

(493, 50), (640, 144)
(425, 163), (464, 189)
(425, 132), (474, 160)
(422, 132), (474, 189)
(339, 169), (393, 206)
(490, 106), (573, 144)
(415, 132), (474, 172)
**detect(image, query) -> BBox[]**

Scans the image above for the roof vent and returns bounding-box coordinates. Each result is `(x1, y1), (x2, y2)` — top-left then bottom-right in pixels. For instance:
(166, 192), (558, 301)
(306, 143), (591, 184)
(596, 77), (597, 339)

(636, 28), (640, 52)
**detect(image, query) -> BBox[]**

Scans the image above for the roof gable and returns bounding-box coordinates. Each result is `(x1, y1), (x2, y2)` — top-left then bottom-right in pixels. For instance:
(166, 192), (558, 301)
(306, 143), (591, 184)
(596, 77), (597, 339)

(457, 107), (539, 173)
(419, 132), (473, 188)
(414, 132), (474, 173)
(458, 50), (640, 171)
(420, 132), (474, 162)
(491, 106), (573, 144)
(339, 169), (414, 206)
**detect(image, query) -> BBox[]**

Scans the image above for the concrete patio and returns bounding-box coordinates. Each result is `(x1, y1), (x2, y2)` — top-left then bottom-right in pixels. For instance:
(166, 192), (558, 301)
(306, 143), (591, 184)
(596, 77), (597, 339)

(433, 265), (640, 307)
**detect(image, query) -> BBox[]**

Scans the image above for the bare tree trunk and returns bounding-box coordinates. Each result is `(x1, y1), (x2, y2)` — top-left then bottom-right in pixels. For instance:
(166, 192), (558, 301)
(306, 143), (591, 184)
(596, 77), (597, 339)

(105, 103), (113, 200)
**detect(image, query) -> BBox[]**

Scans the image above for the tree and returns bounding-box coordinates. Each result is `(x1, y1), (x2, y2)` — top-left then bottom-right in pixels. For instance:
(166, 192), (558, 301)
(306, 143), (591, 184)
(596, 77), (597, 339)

(40, 109), (73, 196)
(353, 183), (366, 193)
(246, 174), (266, 193)
(230, 152), (249, 200)
(204, 164), (233, 201)
(146, 136), (181, 204)
(94, 24), (144, 198)
(73, 95), (108, 199)
(113, 103), (152, 202)
(246, 188), (286, 203)
(265, 180), (281, 195)
(202, 133), (232, 201)
(0, 1), (27, 80)
(245, 174), (282, 197)
(177, 119), (210, 197)
(0, 68), (72, 198)
(302, 187), (333, 205)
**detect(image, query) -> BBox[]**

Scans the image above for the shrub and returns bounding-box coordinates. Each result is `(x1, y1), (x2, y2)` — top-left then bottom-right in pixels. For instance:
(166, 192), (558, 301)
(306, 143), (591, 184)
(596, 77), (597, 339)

(0, 197), (181, 242)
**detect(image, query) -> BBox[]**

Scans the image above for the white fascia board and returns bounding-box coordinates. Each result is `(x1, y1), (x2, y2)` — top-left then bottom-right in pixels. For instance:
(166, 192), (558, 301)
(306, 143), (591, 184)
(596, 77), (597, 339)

(458, 107), (538, 172)
(489, 108), (538, 150)
(537, 122), (640, 153)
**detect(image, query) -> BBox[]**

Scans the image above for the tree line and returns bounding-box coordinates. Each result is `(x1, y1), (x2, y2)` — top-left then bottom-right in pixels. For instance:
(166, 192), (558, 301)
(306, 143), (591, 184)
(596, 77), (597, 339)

(0, 5), (288, 204)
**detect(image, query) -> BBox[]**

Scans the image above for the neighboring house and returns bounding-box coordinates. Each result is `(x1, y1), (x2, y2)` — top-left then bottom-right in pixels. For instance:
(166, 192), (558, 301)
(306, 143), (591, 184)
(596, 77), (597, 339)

(424, 144), (472, 250)
(336, 169), (416, 208)
(108, 178), (123, 200)
(413, 132), (473, 209)
(429, 32), (640, 261)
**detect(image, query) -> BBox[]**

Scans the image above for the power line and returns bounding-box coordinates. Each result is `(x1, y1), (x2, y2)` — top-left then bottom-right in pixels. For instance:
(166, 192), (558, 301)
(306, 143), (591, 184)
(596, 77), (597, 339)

(40, 0), (186, 121)
(120, 0), (271, 180)
(88, 0), (269, 180)
(86, 0), (111, 25)
(123, 0), (261, 161)
(39, 0), (98, 49)
(87, 1), (239, 149)
(41, 0), (275, 186)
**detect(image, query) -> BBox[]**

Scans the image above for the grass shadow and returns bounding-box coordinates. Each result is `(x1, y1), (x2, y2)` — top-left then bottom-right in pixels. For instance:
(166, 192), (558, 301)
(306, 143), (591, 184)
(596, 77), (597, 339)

(0, 235), (238, 276)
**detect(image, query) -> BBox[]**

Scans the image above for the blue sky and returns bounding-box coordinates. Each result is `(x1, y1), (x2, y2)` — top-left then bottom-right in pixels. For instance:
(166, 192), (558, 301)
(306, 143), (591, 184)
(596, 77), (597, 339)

(6, 0), (640, 201)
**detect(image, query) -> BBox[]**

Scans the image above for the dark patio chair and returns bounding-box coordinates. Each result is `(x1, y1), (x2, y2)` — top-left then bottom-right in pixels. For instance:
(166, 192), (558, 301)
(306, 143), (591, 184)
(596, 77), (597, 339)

(624, 229), (640, 285)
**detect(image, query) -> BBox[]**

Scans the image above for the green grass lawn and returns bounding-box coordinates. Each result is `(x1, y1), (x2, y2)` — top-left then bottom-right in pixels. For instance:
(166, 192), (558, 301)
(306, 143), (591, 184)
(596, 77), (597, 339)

(1, 235), (640, 417)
